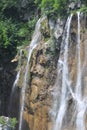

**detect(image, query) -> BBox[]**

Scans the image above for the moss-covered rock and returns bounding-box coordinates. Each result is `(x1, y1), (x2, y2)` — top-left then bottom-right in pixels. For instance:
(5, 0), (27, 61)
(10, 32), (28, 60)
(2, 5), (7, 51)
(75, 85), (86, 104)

(41, 17), (50, 40)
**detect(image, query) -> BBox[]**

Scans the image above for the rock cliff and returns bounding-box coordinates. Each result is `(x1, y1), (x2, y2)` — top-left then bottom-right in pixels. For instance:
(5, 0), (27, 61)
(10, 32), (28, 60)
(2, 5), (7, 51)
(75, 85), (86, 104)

(1, 1), (87, 130)
(19, 13), (87, 130)
(17, 16), (65, 130)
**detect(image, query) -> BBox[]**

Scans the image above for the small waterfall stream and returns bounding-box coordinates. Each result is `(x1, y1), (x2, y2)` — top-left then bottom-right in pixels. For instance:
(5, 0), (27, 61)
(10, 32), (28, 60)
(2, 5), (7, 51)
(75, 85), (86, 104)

(11, 50), (22, 95)
(8, 49), (22, 116)
(75, 12), (87, 130)
(75, 12), (82, 100)
(53, 14), (73, 130)
(18, 18), (43, 130)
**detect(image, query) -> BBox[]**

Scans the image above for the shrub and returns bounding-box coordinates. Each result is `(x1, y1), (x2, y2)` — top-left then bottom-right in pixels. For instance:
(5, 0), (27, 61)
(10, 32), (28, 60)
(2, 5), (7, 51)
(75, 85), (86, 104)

(0, 116), (17, 129)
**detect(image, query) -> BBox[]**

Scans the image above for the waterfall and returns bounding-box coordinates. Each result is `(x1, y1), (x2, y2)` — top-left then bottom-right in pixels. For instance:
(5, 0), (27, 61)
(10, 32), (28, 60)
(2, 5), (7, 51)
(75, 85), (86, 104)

(75, 12), (82, 100)
(52, 12), (87, 130)
(18, 17), (43, 130)
(53, 14), (72, 130)
(75, 12), (87, 130)
(11, 50), (22, 94)
(8, 50), (22, 115)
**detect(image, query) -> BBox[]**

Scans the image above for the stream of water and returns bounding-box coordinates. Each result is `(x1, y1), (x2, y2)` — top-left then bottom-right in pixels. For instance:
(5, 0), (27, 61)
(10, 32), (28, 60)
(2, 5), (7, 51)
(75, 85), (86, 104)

(75, 12), (87, 130)
(9, 49), (22, 116)
(52, 12), (87, 130)
(53, 14), (73, 130)
(11, 50), (22, 94)
(18, 17), (44, 130)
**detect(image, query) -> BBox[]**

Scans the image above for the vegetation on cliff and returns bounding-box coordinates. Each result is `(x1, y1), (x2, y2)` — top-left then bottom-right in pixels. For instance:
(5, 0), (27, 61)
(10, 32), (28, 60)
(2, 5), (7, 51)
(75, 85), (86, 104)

(0, 0), (37, 58)
(0, 116), (17, 129)
(35, 0), (69, 17)
(0, 0), (87, 57)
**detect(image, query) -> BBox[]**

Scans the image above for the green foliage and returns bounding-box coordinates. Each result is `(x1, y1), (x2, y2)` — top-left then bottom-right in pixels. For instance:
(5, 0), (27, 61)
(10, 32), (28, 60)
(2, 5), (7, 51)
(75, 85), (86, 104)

(79, 5), (87, 13)
(0, 0), (37, 55)
(81, 0), (87, 5)
(35, 0), (87, 18)
(0, 116), (17, 129)
(1, 0), (87, 56)
(0, 19), (17, 48)
(71, 4), (87, 15)
(34, 0), (68, 17)
(9, 118), (17, 129)
(0, 0), (17, 11)
(0, 116), (7, 126)
(53, 0), (68, 16)
(0, 18), (36, 56)
(17, 18), (36, 46)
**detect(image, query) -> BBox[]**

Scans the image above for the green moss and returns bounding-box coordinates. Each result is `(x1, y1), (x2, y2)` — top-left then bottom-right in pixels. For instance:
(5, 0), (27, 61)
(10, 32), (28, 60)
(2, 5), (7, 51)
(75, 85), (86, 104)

(45, 38), (56, 57)
(41, 17), (50, 41)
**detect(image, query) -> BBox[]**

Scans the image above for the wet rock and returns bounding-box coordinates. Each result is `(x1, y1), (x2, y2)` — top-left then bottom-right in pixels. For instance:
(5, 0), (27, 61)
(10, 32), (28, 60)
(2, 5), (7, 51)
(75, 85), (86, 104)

(12, 14), (70, 130)
(48, 122), (53, 130)
(30, 85), (38, 101)
(69, 2), (75, 10)
(32, 77), (43, 86)
(31, 64), (45, 76)
(33, 107), (48, 130)
(23, 111), (34, 130)
(68, 0), (81, 10)
(41, 17), (50, 39)
(23, 24), (59, 129)
(54, 18), (64, 40)
(39, 55), (48, 65)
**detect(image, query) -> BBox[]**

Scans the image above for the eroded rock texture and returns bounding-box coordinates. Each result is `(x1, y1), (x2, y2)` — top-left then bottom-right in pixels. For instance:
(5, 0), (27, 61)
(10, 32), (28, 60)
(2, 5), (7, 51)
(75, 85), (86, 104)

(21, 14), (87, 130)
(18, 17), (64, 130)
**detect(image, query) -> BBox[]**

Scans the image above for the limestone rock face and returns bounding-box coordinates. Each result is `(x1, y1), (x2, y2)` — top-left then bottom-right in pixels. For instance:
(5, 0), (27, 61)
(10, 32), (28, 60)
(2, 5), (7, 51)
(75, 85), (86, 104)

(20, 17), (64, 130)
(23, 40), (59, 130)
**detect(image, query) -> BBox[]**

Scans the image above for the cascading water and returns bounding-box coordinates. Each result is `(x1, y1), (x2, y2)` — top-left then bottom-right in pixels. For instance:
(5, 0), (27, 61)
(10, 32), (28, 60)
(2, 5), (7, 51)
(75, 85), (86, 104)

(8, 50), (22, 116)
(11, 49), (22, 94)
(52, 12), (87, 130)
(75, 12), (87, 130)
(18, 17), (44, 130)
(52, 14), (73, 130)
(75, 12), (82, 100)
